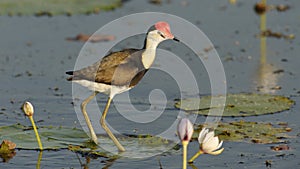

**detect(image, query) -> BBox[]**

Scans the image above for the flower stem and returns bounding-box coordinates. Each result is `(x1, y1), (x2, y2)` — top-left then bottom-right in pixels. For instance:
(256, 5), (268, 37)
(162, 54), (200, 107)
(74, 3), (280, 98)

(182, 141), (189, 169)
(29, 116), (43, 150)
(188, 150), (203, 163)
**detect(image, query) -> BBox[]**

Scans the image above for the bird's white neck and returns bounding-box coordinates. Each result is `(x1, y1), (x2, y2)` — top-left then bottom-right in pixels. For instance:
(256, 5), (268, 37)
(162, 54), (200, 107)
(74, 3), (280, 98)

(141, 32), (163, 69)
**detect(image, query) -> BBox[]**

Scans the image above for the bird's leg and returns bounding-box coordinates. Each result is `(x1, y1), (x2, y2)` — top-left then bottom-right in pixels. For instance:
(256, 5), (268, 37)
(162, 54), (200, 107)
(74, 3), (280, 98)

(81, 91), (99, 144)
(100, 97), (125, 152)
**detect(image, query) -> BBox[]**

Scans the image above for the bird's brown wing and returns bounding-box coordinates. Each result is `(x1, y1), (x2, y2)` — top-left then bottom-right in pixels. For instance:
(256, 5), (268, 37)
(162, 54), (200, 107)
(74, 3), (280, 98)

(98, 49), (138, 70)
(95, 49), (146, 86)
(68, 49), (145, 86)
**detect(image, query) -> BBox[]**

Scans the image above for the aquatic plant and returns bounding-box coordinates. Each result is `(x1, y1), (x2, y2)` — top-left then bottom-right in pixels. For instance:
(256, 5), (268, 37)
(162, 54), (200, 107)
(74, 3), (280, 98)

(188, 128), (224, 163)
(22, 101), (43, 150)
(177, 118), (194, 169)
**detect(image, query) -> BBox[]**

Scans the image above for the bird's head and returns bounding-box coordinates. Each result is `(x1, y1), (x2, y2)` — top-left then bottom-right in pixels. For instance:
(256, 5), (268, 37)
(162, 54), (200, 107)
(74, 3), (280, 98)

(146, 21), (179, 44)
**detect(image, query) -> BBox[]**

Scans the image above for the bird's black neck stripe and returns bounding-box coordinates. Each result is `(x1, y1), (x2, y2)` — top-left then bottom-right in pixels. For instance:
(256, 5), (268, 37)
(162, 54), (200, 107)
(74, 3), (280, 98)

(143, 25), (156, 49)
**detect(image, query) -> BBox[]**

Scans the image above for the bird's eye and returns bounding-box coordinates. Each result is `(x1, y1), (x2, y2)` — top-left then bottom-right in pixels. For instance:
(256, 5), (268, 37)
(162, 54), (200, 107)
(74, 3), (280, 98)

(158, 31), (165, 38)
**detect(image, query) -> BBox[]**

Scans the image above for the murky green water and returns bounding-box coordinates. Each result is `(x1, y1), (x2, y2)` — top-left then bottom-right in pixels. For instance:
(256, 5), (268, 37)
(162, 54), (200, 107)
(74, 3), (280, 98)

(0, 0), (299, 168)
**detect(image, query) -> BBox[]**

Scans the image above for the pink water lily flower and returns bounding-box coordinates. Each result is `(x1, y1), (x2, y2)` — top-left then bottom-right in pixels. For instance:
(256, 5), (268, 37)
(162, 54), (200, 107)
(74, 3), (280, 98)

(177, 118), (194, 143)
(177, 118), (194, 169)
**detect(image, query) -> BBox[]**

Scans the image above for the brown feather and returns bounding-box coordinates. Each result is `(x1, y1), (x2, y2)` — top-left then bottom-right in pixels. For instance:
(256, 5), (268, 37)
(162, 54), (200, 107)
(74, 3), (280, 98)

(67, 49), (148, 87)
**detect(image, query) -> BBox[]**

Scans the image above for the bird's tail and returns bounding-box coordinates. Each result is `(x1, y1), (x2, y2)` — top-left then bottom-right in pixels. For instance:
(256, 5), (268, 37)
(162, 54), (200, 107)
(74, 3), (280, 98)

(65, 71), (74, 81)
(66, 71), (74, 75)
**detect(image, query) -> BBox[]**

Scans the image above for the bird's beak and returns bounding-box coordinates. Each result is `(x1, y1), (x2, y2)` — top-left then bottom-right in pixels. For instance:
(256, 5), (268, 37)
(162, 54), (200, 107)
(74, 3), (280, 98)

(173, 37), (180, 42)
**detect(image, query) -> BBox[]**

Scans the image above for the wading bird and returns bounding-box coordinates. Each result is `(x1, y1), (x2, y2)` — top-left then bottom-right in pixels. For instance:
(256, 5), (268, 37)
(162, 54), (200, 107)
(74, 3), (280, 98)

(66, 21), (179, 152)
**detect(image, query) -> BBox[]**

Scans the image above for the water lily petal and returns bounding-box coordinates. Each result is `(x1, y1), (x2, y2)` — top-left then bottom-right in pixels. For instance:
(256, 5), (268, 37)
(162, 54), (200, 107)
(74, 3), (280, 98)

(202, 130), (214, 144)
(23, 101), (34, 116)
(209, 148), (224, 155)
(177, 119), (187, 140)
(202, 136), (219, 153)
(216, 140), (223, 150)
(177, 118), (194, 141)
(186, 121), (194, 141)
(198, 128), (209, 144)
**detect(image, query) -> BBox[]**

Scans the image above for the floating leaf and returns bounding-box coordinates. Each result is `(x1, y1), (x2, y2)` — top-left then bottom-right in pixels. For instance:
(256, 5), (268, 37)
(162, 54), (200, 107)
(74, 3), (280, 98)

(193, 121), (291, 144)
(271, 144), (290, 151)
(68, 145), (117, 159)
(0, 0), (121, 16)
(0, 124), (177, 158)
(0, 124), (88, 150)
(175, 93), (294, 117)
(0, 140), (16, 151)
(0, 140), (16, 162)
(66, 34), (116, 43)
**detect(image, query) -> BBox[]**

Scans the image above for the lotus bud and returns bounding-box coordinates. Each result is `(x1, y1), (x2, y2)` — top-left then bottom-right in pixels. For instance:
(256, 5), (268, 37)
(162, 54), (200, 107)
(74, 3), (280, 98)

(23, 101), (34, 117)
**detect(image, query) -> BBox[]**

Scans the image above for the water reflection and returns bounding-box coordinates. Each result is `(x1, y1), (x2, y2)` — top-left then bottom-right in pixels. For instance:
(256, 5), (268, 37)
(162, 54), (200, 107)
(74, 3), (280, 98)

(75, 153), (89, 169)
(188, 163), (198, 169)
(74, 152), (118, 169)
(255, 0), (281, 94)
(0, 140), (16, 162)
(259, 0), (267, 64)
(36, 151), (43, 169)
(101, 158), (117, 169)
(0, 149), (16, 162)
(256, 61), (281, 94)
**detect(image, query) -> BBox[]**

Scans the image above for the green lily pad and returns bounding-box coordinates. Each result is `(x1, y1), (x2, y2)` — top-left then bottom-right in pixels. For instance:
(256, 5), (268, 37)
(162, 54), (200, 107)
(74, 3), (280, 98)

(0, 124), (88, 150)
(0, 0), (121, 16)
(193, 121), (291, 144)
(175, 93), (294, 117)
(68, 134), (175, 158)
(0, 124), (177, 158)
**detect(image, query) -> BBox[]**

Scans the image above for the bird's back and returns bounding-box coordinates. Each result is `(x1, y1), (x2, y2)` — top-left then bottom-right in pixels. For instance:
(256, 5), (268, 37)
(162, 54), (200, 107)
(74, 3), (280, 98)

(66, 48), (147, 87)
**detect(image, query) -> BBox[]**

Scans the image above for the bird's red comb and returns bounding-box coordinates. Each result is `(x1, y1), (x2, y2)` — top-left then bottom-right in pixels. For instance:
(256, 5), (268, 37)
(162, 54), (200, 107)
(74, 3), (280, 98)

(155, 21), (174, 39)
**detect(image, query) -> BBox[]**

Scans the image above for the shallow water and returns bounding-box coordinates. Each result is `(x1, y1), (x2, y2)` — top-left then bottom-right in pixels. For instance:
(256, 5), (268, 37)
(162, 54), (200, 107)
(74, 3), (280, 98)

(1, 0), (300, 168)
